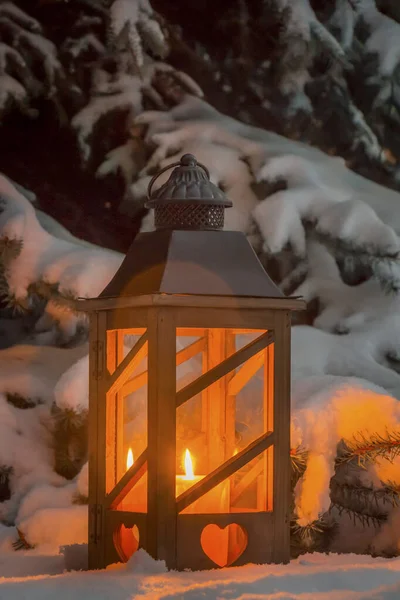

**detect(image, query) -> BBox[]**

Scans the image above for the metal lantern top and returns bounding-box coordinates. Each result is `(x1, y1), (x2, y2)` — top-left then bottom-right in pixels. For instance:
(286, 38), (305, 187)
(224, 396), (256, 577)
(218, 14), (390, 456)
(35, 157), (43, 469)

(76, 153), (305, 308)
(145, 153), (233, 231)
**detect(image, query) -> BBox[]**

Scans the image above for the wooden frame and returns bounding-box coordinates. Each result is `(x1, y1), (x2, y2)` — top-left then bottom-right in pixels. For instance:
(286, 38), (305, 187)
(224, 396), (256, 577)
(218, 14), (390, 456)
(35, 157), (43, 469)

(87, 299), (298, 570)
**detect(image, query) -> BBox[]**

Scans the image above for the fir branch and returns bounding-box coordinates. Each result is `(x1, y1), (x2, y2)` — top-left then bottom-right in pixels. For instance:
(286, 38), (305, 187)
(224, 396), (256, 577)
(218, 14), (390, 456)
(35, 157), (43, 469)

(0, 236), (23, 264)
(6, 393), (41, 409)
(290, 446), (308, 474)
(12, 528), (34, 551)
(308, 227), (400, 293)
(330, 479), (390, 527)
(339, 430), (400, 466)
(72, 492), (88, 505)
(290, 517), (338, 557)
(52, 405), (88, 480)
(0, 465), (12, 486)
(52, 406), (88, 433)
(0, 465), (12, 503)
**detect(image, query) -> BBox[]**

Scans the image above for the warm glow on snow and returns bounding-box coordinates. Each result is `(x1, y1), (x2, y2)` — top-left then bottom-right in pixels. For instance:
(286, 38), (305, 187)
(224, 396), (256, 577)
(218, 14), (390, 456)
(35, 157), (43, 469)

(184, 449), (194, 480)
(126, 448), (134, 470)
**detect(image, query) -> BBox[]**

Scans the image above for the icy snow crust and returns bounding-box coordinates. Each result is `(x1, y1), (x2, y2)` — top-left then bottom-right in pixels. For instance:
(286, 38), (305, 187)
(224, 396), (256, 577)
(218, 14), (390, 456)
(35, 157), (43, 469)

(2, 550), (400, 598)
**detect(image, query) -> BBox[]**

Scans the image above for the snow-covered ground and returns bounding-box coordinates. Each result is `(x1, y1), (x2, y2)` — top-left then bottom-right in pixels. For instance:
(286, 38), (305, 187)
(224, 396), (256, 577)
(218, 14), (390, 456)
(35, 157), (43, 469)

(1, 548), (400, 599)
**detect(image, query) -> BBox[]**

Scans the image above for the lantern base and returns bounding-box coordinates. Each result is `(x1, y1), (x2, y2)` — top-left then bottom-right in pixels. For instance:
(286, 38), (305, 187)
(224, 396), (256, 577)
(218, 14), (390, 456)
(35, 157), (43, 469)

(88, 508), (289, 571)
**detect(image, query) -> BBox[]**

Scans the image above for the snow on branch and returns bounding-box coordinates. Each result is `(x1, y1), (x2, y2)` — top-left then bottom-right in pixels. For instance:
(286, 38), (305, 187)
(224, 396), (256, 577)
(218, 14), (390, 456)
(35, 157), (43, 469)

(109, 0), (168, 73)
(356, 0), (400, 78)
(72, 60), (202, 166)
(291, 375), (400, 528)
(0, 2), (66, 117)
(0, 174), (123, 341)
(132, 95), (400, 292)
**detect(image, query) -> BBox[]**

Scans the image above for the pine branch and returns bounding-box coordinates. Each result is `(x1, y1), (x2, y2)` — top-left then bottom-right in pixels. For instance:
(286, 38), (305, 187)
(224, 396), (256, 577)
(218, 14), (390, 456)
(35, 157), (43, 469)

(72, 492), (88, 505)
(6, 393), (41, 409)
(52, 405), (88, 480)
(331, 478), (400, 510)
(0, 465), (12, 502)
(12, 528), (34, 551)
(290, 516), (338, 557)
(330, 479), (390, 527)
(309, 228), (400, 293)
(52, 405), (88, 434)
(290, 446), (308, 474)
(339, 430), (400, 466)
(0, 236), (23, 264)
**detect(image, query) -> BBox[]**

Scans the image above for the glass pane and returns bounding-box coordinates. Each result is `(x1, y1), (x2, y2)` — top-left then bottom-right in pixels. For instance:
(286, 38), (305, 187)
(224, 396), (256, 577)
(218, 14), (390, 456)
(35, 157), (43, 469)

(106, 328), (148, 512)
(175, 327), (273, 514)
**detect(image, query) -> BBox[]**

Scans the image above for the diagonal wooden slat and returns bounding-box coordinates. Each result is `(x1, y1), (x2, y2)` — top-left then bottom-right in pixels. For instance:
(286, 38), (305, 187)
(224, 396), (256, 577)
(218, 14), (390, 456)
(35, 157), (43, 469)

(231, 459), (264, 505)
(121, 337), (206, 397)
(106, 449), (148, 509)
(176, 431), (274, 513)
(227, 348), (267, 396)
(107, 332), (148, 397)
(176, 331), (274, 408)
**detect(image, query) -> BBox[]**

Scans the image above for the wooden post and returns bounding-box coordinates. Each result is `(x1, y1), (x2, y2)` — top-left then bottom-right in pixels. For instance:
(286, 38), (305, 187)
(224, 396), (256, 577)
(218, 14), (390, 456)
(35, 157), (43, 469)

(105, 330), (117, 494)
(116, 331), (125, 483)
(147, 308), (177, 567)
(264, 335), (274, 512)
(88, 312), (99, 570)
(272, 312), (291, 563)
(88, 310), (108, 570)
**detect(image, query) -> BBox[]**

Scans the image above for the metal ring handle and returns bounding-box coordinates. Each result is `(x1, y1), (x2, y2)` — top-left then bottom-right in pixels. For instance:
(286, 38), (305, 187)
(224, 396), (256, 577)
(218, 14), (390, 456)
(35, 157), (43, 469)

(147, 159), (210, 199)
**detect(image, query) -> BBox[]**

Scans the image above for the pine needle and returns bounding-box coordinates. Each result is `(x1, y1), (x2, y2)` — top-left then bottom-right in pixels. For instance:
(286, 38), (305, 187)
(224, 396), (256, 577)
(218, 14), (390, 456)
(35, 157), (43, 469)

(330, 479), (391, 528)
(12, 528), (34, 551)
(291, 446), (308, 473)
(339, 430), (400, 466)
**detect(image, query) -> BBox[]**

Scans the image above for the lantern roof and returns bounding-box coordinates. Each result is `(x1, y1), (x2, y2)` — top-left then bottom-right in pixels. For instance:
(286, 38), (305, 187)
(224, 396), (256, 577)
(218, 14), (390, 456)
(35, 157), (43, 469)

(80, 154), (303, 309)
(98, 229), (285, 299)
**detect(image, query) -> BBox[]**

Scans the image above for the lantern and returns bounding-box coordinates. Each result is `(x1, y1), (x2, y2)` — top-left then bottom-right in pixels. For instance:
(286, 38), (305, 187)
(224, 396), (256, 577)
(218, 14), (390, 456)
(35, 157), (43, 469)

(78, 154), (305, 571)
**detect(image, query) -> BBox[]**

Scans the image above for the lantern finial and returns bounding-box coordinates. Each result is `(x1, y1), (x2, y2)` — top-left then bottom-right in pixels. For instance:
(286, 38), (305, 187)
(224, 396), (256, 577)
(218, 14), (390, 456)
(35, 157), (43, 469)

(145, 153), (232, 231)
(180, 153), (197, 167)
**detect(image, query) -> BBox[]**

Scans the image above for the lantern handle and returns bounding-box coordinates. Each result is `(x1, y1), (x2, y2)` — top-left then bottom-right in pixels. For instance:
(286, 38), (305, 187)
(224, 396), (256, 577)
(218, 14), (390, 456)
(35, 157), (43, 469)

(147, 156), (210, 200)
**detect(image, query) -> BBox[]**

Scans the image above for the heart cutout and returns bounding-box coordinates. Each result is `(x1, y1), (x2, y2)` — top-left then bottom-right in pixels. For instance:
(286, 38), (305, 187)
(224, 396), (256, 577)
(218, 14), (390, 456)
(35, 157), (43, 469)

(113, 524), (139, 563)
(200, 523), (248, 567)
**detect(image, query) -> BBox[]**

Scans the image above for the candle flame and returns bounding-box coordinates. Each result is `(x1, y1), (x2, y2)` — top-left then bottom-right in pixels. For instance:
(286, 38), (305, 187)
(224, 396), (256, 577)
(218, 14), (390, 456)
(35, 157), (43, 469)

(233, 448), (239, 456)
(184, 449), (194, 480)
(126, 448), (134, 470)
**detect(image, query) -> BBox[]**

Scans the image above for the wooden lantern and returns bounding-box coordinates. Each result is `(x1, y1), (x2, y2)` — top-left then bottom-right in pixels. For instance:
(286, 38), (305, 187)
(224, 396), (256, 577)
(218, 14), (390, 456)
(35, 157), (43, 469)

(78, 154), (305, 571)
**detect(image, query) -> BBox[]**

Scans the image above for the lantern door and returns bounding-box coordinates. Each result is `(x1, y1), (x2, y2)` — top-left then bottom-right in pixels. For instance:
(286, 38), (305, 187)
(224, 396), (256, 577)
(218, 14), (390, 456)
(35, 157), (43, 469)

(88, 310), (150, 568)
(173, 308), (291, 570)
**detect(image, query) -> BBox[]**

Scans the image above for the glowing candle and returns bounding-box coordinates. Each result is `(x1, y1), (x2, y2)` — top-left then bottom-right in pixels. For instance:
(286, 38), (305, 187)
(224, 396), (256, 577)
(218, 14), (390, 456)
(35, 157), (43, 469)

(126, 448), (134, 470)
(121, 448), (147, 512)
(175, 449), (230, 515)
(175, 449), (203, 498)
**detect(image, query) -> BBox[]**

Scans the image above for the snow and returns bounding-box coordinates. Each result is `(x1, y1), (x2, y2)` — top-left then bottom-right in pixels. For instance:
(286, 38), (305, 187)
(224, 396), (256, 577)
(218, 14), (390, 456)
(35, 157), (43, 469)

(357, 0), (400, 77)
(291, 376), (400, 524)
(72, 70), (143, 162)
(4, 46), (400, 593)
(0, 173), (123, 338)
(1, 549), (400, 598)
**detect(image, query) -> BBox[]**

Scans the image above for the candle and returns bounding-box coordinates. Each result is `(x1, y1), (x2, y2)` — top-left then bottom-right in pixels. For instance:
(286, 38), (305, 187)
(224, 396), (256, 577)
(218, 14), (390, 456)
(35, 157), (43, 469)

(121, 448), (147, 512)
(121, 448), (230, 516)
(175, 449), (203, 498)
(176, 449), (230, 515)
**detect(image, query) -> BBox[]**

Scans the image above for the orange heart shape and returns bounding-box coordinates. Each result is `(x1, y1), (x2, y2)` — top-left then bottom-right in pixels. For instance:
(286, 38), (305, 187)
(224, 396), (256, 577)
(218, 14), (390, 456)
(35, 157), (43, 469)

(113, 524), (140, 562)
(200, 523), (248, 567)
